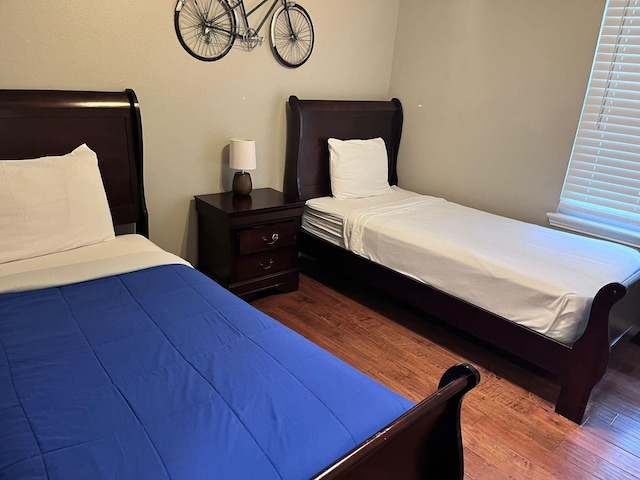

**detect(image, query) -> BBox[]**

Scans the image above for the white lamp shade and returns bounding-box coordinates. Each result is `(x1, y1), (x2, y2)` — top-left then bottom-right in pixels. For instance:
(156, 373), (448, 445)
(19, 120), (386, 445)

(229, 138), (257, 171)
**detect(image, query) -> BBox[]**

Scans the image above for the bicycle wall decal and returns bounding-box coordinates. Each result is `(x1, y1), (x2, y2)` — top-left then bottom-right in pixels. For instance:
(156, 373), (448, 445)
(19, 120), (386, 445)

(175, 0), (314, 68)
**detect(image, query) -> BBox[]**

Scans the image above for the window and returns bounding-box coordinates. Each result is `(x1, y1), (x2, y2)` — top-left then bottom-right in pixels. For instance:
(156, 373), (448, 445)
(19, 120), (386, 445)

(548, 0), (640, 248)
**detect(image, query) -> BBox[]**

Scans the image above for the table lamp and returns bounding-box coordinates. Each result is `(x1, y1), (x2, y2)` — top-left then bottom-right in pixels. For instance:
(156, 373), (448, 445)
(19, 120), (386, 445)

(229, 138), (257, 195)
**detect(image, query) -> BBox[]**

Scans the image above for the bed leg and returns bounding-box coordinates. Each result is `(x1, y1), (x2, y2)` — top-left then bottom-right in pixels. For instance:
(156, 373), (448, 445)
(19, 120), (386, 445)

(555, 377), (598, 424)
(555, 340), (609, 424)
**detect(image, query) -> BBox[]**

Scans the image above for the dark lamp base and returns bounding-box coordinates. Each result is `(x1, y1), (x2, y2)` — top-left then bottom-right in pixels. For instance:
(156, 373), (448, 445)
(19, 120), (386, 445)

(232, 171), (252, 195)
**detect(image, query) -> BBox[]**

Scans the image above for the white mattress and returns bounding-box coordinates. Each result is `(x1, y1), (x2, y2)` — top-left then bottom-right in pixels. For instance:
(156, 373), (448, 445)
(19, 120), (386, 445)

(0, 234), (191, 294)
(304, 188), (640, 344)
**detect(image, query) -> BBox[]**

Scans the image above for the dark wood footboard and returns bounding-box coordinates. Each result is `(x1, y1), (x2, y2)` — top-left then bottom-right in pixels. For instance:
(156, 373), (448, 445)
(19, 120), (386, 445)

(555, 282), (626, 422)
(314, 363), (480, 480)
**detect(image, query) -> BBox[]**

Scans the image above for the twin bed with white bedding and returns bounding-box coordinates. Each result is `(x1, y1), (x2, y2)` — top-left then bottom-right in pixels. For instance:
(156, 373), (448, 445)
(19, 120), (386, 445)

(284, 95), (640, 424)
(304, 186), (640, 345)
(0, 89), (480, 479)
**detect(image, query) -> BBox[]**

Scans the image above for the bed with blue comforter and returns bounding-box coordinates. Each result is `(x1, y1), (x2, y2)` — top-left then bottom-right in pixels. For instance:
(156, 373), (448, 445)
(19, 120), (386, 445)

(1, 262), (416, 479)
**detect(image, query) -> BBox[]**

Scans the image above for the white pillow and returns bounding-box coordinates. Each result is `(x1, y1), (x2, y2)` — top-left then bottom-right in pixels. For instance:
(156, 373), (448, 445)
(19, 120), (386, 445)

(0, 144), (115, 264)
(328, 137), (392, 200)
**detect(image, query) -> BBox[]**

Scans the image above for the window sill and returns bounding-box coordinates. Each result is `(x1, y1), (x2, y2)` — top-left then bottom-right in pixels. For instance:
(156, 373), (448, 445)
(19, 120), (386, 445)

(547, 212), (640, 249)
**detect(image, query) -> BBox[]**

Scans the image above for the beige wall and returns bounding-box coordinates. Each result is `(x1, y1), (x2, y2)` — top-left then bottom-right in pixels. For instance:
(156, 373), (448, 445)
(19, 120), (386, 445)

(389, 0), (605, 226)
(1, 0), (610, 259)
(0, 0), (400, 261)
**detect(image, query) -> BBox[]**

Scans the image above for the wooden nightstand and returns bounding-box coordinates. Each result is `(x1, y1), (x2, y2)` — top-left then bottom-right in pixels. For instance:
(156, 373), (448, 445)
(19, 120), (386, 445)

(194, 188), (304, 299)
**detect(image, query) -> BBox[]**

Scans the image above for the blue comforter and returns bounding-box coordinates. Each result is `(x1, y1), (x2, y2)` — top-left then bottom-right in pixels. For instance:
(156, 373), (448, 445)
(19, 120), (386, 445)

(0, 264), (412, 479)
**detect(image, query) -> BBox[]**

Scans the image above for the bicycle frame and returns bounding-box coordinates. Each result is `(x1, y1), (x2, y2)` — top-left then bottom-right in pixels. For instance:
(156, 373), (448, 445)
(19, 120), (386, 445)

(203, 0), (291, 38)
(234, 0), (279, 36)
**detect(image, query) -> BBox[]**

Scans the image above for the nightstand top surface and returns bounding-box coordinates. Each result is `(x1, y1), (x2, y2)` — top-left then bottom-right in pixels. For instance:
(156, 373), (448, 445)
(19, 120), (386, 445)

(195, 188), (303, 216)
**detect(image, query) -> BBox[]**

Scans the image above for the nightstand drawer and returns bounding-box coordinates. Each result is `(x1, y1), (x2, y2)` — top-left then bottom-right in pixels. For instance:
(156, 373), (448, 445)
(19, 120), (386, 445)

(236, 221), (299, 255)
(195, 188), (303, 298)
(235, 248), (296, 281)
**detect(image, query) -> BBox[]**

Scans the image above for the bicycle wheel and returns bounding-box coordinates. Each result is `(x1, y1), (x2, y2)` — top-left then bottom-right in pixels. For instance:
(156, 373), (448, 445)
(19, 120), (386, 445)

(174, 0), (236, 62)
(270, 4), (314, 68)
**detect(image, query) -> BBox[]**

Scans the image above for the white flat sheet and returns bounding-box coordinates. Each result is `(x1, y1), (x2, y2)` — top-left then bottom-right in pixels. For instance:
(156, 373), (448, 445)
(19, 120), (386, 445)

(304, 187), (422, 247)
(304, 189), (640, 344)
(0, 234), (192, 294)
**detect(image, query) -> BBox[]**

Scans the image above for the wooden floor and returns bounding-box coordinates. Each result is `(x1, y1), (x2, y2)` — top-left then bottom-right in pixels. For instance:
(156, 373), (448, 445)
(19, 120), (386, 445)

(251, 261), (640, 479)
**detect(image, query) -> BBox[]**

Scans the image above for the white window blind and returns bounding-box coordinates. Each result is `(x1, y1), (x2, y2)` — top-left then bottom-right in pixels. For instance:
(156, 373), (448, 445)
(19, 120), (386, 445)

(548, 0), (640, 248)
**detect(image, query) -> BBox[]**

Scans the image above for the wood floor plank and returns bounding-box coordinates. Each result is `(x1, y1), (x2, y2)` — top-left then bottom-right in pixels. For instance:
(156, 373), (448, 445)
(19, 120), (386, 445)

(582, 408), (640, 456)
(473, 421), (573, 478)
(554, 438), (637, 480)
(463, 421), (568, 480)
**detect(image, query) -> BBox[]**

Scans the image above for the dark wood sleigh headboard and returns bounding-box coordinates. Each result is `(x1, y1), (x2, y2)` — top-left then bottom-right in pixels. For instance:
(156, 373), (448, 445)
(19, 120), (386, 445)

(284, 95), (403, 200)
(0, 89), (148, 236)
